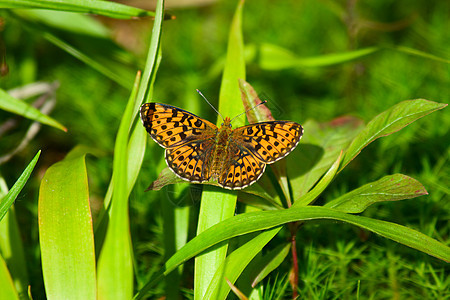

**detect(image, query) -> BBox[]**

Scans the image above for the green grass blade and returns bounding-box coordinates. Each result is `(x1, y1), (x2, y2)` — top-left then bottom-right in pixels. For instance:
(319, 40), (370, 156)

(0, 151), (41, 221)
(259, 44), (380, 70)
(165, 206), (450, 273)
(195, 1), (246, 299)
(341, 99), (448, 170)
(0, 255), (19, 300)
(325, 174), (428, 213)
(394, 46), (450, 64)
(1, 0), (155, 19)
(96, 71), (141, 300)
(0, 89), (66, 131)
(204, 228), (280, 300)
(38, 150), (95, 299)
(251, 242), (291, 287)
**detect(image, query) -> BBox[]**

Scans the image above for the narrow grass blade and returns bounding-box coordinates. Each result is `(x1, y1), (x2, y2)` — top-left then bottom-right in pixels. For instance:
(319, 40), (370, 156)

(165, 206), (450, 273)
(259, 44), (379, 70)
(251, 243), (291, 287)
(96, 71), (141, 300)
(0, 255), (19, 300)
(0, 89), (66, 131)
(204, 228), (279, 300)
(195, 1), (246, 299)
(325, 174), (428, 213)
(341, 99), (448, 171)
(38, 150), (96, 299)
(394, 46), (450, 64)
(1, 0), (156, 19)
(0, 151), (40, 221)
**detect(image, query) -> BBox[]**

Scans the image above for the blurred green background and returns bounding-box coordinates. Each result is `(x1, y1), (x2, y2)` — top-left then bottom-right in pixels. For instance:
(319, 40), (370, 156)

(1, 0), (449, 298)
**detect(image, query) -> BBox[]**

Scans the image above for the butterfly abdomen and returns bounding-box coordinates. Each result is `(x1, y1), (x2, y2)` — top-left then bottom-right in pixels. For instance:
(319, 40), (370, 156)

(209, 122), (233, 180)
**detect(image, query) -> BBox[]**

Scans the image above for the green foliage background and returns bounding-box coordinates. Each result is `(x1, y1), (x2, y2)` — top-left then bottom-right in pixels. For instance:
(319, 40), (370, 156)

(0, 0), (448, 299)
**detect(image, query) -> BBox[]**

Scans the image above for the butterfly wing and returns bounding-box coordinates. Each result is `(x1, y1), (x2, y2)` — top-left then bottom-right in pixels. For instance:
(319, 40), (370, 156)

(140, 103), (217, 148)
(232, 121), (303, 164)
(217, 143), (266, 190)
(165, 140), (215, 183)
(141, 103), (218, 183)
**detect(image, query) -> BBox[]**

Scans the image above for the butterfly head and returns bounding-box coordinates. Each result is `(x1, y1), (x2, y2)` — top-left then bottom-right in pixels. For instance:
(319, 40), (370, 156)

(221, 116), (232, 128)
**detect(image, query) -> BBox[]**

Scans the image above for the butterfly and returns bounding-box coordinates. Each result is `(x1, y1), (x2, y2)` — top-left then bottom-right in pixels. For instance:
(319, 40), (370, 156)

(140, 102), (303, 190)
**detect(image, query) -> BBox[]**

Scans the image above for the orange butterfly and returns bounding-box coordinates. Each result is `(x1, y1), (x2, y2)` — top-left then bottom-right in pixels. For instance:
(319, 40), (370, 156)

(140, 102), (303, 190)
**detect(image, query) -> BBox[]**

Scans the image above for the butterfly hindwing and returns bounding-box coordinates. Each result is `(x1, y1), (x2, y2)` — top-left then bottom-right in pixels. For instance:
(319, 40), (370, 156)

(165, 140), (215, 183)
(218, 143), (266, 190)
(232, 121), (303, 164)
(140, 103), (217, 148)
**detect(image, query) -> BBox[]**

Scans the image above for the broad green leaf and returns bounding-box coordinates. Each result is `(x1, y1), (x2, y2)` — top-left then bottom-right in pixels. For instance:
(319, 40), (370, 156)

(289, 117), (363, 201)
(97, 72), (141, 300)
(325, 174), (428, 213)
(204, 228), (280, 300)
(292, 151), (342, 208)
(0, 151), (41, 221)
(251, 243), (291, 287)
(39, 150), (95, 299)
(195, 0), (246, 299)
(259, 43), (379, 70)
(0, 89), (66, 131)
(341, 99), (448, 170)
(165, 206), (450, 274)
(0, 255), (19, 300)
(1, 0), (155, 19)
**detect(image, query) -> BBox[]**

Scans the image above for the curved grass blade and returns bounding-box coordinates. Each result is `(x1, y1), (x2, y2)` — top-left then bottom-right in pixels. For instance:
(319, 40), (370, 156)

(341, 99), (448, 171)
(194, 1), (246, 299)
(38, 149), (95, 299)
(251, 243), (291, 287)
(165, 206), (450, 274)
(96, 71), (141, 300)
(1, 0), (156, 19)
(325, 174), (428, 213)
(259, 44), (379, 70)
(0, 151), (41, 221)
(0, 89), (66, 131)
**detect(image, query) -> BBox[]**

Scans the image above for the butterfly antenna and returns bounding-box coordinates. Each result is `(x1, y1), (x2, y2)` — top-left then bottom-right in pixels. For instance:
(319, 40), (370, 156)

(230, 100), (268, 123)
(196, 89), (225, 122)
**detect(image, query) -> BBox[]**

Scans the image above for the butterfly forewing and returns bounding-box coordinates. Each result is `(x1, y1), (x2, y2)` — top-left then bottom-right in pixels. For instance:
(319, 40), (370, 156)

(232, 121), (303, 164)
(140, 103), (217, 148)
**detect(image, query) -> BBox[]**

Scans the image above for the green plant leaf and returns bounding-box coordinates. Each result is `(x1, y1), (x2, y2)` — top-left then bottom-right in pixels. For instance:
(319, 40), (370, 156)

(165, 206), (450, 275)
(325, 174), (428, 213)
(204, 228), (280, 300)
(0, 255), (19, 300)
(289, 117), (363, 201)
(1, 0), (155, 19)
(341, 99), (448, 171)
(259, 43), (380, 70)
(194, 0), (246, 299)
(0, 89), (66, 131)
(292, 150), (342, 208)
(0, 151), (41, 221)
(38, 149), (95, 299)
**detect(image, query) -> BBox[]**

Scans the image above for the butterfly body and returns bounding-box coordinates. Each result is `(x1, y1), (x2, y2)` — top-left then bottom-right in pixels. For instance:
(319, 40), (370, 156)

(141, 103), (303, 190)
